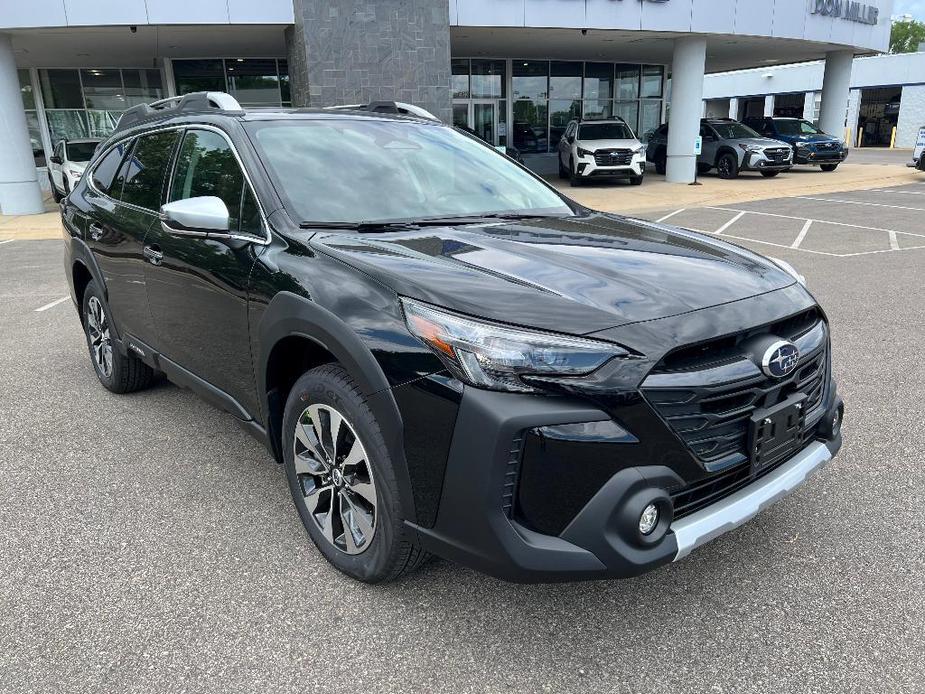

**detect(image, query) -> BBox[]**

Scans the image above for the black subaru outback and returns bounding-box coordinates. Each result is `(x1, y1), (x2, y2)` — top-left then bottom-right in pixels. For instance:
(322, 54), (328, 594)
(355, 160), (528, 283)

(62, 92), (844, 583)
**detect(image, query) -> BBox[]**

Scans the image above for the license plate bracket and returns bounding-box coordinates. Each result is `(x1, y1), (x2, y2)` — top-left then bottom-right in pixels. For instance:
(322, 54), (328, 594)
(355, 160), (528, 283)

(748, 393), (808, 475)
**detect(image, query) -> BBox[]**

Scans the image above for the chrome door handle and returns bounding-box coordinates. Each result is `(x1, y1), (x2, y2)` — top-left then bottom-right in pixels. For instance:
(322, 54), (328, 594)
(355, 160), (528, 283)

(89, 223), (103, 241)
(143, 245), (163, 266)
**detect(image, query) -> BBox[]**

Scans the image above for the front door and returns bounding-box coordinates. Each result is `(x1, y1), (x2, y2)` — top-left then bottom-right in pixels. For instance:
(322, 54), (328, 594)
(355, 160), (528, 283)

(143, 126), (262, 415)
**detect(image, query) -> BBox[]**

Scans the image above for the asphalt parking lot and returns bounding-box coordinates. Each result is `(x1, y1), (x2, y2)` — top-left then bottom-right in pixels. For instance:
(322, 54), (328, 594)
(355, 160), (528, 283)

(2, 180), (924, 693)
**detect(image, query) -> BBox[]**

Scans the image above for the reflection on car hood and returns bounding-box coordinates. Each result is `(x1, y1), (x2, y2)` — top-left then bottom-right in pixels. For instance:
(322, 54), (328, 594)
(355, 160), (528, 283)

(310, 213), (796, 336)
(576, 138), (640, 151)
(786, 134), (842, 144)
(736, 137), (791, 148)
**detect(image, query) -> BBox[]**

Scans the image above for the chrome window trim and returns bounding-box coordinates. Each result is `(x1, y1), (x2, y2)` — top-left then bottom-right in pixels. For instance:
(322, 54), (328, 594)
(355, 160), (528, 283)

(86, 122), (271, 246)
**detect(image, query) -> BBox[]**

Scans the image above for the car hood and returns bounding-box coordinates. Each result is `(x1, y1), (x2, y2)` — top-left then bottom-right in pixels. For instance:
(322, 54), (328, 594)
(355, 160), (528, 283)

(786, 133), (842, 145)
(68, 161), (89, 172)
(577, 138), (640, 151)
(309, 214), (796, 336)
(736, 137), (790, 148)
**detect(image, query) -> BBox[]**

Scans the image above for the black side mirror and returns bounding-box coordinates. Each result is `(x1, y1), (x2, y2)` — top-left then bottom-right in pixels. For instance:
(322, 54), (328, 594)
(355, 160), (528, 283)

(50, 155), (62, 165)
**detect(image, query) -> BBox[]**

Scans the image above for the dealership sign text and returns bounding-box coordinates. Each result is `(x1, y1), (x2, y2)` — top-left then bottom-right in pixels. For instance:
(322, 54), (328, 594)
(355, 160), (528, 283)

(810, 0), (880, 25)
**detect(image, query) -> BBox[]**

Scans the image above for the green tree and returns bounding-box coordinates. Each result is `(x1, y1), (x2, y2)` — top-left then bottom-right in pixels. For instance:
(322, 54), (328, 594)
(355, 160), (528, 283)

(890, 18), (925, 54)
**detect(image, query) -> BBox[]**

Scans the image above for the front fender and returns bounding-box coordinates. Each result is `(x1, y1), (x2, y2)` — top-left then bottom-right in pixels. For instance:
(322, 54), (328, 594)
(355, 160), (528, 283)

(256, 291), (418, 524)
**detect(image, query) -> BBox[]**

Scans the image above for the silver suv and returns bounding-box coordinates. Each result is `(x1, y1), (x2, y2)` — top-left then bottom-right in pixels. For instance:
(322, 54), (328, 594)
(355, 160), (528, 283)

(647, 118), (793, 179)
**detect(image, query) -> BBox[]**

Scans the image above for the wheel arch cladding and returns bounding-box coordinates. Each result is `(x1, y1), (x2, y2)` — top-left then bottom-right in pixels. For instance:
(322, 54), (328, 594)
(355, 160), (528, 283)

(72, 261), (93, 320)
(257, 291), (418, 524)
(716, 146), (739, 166)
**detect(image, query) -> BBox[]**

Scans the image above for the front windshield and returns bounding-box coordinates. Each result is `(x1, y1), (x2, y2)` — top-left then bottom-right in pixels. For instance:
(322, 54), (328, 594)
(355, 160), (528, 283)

(247, 119), (573, 224)
(774, 119), (823, 136)
(711, 122), (761, 139)
(66, 142), (99, 162)
(579, 122), (634, 140)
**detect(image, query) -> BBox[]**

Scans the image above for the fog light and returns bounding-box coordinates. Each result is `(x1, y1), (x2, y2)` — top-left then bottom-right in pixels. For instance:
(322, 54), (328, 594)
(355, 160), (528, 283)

(639, 503), (659, 536)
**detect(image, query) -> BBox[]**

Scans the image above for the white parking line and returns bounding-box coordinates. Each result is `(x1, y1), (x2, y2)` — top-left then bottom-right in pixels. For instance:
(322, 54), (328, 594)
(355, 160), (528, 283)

(656, 208), (685, 223)
(796, 196), (925, 212)
(701, 207), (925, 240)
(34, 296), (69, 312)
(791, 220), (813, 249)
(0, 239), (14, 245)
(870, 189), (925, 195)
(714, 211), (747, 236)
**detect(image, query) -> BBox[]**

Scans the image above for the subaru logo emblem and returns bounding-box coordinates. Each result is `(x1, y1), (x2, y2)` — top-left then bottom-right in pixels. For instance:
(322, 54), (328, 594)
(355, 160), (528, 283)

(761, 341), (801, 379)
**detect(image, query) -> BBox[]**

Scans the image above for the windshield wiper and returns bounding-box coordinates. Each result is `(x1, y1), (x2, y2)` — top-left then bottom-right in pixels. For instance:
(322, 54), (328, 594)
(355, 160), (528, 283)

(298, 213), (567, 233)
(298, 220), (421, 233)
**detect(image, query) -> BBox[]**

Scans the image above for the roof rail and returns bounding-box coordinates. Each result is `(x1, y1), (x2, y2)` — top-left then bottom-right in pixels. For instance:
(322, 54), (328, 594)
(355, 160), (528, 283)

(324, 100), (440, 121)
(115, 91), (244, 133)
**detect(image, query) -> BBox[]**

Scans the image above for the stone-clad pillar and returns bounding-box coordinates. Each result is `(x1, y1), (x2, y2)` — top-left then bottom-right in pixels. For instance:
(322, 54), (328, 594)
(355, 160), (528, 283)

(287, 0), (452, 123)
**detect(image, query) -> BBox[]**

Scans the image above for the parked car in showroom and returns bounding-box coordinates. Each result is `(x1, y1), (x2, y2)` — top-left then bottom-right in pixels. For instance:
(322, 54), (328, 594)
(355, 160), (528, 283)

(557, 118), (646, 186)
(744, 117), (848, 172)
(62, 92), (843, 584)
(48, 138), (101, 201)
(648, 118), (793, 179)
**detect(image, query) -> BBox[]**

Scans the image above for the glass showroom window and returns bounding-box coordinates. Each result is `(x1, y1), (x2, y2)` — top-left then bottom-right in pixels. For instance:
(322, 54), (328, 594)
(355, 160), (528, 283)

(39, 68), (164, 145)
(513, 61), (549, 154)
(172, 59), (290, 107)
(452, 59), (470, 99)
(18, 70), (45, 167)
(549, 62), (582, 149)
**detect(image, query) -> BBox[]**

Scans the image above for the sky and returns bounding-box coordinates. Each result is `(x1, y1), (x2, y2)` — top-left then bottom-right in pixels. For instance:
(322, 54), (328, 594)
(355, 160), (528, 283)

(893, 0), (925, 20)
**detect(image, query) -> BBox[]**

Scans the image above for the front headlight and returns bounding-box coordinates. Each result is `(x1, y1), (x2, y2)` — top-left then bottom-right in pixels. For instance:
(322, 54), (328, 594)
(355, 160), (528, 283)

(738, 144), (763, 153)
(402, 298), (629, 392)
(576, 147), (594, 158)
(795, 142), (809, 149)
(768, 257), (806, 286)
(633, 144), (647, 156)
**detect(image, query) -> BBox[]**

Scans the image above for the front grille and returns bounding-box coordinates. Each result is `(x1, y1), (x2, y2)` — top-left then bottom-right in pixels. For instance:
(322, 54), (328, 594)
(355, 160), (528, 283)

(642, 310), (828, 472)
(594, 149), (633, 166)
(764, 147), (791, 162)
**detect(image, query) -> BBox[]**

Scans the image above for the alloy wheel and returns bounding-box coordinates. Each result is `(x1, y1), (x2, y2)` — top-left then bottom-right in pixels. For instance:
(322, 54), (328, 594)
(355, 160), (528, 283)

(292, 404), (378, 555)
(86, 296), (113, 378)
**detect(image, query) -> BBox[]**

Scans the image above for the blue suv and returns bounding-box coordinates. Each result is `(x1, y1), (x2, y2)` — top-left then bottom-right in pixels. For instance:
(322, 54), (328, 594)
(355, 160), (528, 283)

(745, 117), (848, 172)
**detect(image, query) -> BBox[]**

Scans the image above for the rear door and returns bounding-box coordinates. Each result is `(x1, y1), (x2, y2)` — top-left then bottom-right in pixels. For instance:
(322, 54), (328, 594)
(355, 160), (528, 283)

(700, 124), (718, 164)
(143, 126), (264, 414)
(83, 137), (152, 339)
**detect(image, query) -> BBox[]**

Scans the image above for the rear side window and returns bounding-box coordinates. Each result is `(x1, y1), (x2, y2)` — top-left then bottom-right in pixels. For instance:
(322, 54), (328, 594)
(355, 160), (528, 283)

(91, 142), (130, 195)
(169, 129), (253, 234)
(120, 130), (180, 211)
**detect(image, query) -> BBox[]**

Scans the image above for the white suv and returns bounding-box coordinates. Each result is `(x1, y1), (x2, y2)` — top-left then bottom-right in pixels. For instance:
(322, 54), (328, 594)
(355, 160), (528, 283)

(557, 119), (646, 187)
(48, 138), (101, 202)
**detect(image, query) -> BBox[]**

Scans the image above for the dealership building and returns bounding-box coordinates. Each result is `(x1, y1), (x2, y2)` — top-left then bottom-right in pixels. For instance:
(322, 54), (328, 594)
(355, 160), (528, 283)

(0, 0), (893, 214)
(703, 49), (925, 149)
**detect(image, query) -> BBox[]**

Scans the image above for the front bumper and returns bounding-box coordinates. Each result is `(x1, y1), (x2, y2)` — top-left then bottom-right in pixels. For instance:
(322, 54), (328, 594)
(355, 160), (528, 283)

(794, 148), (848, 165)
(743, 150), (793, 171)
(576, 154), (646, 178)
(407, 383), (843, 583)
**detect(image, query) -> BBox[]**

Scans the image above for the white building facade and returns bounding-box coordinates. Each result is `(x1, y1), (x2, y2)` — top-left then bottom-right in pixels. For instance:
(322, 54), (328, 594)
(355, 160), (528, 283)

(0, 0), (894, 214)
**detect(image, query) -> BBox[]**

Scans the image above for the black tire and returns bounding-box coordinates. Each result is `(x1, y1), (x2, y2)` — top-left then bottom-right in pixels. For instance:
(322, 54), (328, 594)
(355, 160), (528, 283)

(654, 148), (667, 175)
(283, 364), (428, 583)
(569, 158), (582, 187)
(81, 281), (156, 394)
(820, 164), (839, 172)
(49, 174), (63, 203)
(717, 152), (739, 179)
(760, 170), (781, 178)
(558, 155), (568, 179)
(629, 175), (644, 186)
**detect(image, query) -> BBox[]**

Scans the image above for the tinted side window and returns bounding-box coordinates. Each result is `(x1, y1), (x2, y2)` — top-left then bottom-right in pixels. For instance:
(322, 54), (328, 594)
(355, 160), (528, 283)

(91, 142), (131, 195)
(170, 129), (247, 231)
(120, 130), (180, 211)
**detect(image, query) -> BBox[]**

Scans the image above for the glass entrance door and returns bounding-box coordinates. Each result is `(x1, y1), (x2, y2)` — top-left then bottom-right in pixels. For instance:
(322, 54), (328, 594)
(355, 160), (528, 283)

(472, 101), (497, 146)
(453, 100), (500, 147)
